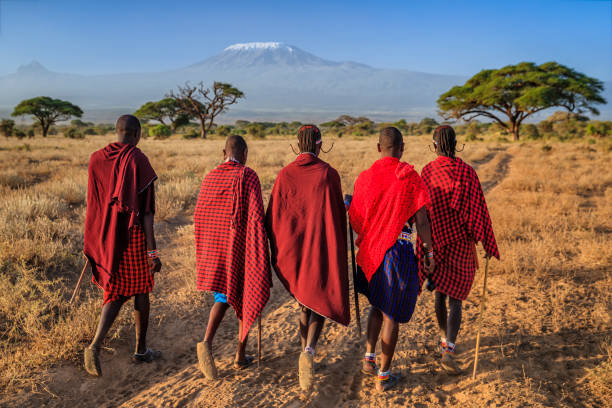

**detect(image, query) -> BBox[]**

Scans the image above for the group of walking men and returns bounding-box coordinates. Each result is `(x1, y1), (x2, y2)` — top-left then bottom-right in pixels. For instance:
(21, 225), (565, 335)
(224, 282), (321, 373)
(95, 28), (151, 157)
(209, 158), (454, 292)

(82, 115), (499, 393)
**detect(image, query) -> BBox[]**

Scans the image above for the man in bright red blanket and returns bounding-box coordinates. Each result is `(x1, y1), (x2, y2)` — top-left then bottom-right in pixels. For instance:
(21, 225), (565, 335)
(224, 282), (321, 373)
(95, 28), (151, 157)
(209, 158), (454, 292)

(266, 125), (350, 392)
(348, 127), (435, 392)
(194, 135), (271, 380)
(83, 115), (162, 377)
(420, 125), (500, 375)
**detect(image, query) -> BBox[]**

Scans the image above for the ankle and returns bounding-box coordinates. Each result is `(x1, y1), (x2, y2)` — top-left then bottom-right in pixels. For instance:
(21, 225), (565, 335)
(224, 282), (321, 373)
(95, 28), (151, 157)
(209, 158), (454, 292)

(377, 369), (390, 381)
(364, 352), (376, 362)
(304, 346), (315, 356)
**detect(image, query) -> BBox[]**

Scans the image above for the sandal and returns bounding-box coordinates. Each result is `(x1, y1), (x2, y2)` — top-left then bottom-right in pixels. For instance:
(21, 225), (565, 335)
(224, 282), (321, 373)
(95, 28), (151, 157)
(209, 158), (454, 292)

(376, 373), (401, 392)
(84, 346), (102, 377)
(132, 348), (162, 363)
(197, 341), (218, 380)
(298, 351), (315, 392)
(234, 355), (255, 370)
(361, 359), (378, 376)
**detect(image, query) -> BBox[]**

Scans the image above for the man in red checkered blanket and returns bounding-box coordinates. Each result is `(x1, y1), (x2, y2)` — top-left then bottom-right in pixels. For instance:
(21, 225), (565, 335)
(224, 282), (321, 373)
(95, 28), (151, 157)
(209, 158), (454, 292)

(419, 125), (500, 374)
(83, 115), (162, 377)
(194, 135), (271, 380)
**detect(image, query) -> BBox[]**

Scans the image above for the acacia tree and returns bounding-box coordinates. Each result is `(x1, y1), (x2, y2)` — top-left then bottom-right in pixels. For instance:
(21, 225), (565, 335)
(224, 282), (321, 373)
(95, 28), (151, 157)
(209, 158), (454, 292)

(12, 96), (83, 137)
(168, 82), (244, 139)
(437, 62), (606, 140)
(134, 98), (192, 131)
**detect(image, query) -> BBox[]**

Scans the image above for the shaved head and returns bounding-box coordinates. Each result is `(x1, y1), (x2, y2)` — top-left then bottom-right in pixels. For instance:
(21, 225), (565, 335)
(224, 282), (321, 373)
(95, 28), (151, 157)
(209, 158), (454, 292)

(116, 114), (141, 143)
(378, 127), (404, 157)
(224, 135), (248, 164)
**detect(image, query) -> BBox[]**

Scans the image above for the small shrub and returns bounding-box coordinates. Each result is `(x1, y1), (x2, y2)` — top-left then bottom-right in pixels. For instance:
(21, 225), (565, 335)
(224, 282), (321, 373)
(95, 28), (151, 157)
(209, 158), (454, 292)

(149, 124), (172, 139)
(541, 145), (552, 152)
(182, 129), (199, 139)
(27, 129), (35, 138)
(64, 127), (84, 139)
(83, 127), (97, 135)
(14, 129), (26, 139)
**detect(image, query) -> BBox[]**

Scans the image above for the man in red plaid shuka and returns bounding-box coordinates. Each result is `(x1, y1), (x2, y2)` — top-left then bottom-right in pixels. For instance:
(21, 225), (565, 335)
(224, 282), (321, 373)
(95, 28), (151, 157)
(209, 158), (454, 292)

(83, 115), (162, 377)
(194, 135), (271, 380)
(419, 125), (500, 374)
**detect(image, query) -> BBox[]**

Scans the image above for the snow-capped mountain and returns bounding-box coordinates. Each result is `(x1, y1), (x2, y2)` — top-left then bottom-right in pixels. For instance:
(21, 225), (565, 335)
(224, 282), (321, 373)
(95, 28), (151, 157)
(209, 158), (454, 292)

(0, 42), (609, 122)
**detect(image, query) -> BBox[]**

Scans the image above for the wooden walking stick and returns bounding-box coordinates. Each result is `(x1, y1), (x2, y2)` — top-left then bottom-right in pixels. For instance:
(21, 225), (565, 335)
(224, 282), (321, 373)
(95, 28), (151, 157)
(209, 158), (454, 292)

(472, 256), (490, 379)
(257, 315), (262, 369)
(348, 223), (362, 336)
(70, 257), (90, 304)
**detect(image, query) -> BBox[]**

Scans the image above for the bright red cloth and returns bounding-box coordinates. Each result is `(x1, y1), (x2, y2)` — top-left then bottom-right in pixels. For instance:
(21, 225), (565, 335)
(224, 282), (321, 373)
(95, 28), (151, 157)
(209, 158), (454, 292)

(348, 157), (430, 282)
(194, 161), (271, 341)
(266, 154), (350, 326)
(84, 142), (157, 291)
(417, 156), (499, 300)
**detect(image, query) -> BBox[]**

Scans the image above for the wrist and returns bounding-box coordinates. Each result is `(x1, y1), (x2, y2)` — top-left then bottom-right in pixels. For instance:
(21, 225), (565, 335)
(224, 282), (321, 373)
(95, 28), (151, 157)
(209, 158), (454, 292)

(147, 249), (159, 259)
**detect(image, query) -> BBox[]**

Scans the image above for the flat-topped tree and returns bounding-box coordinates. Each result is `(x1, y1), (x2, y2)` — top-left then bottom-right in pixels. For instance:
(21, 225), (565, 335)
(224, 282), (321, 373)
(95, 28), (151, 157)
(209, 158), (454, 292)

(134, 98), (192, 132)
(169, 82), (244, 139)
(437, 62), (606, 140)
(12, 96), (83, 137)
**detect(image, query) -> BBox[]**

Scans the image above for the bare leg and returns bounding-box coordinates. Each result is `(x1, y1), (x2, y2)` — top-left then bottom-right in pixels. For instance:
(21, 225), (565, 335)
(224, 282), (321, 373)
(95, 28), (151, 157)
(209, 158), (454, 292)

(366, 308), (383, 354)
(235, 319), (249, 362)
(379, 314), (399, 372)
(299, 306), (310, 350)
(204, 302), (230, 347)
(435, 291), (448, 338)
(133, 293), (150, 354)
(447, 297), (462, 344)
(306, 311), (325, 350)
(89, 296), (128, 350)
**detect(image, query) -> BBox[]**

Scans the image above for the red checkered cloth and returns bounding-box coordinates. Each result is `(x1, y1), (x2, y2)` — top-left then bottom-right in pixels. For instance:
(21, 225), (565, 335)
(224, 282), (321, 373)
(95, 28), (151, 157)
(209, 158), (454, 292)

(417, 156), (499, 300)
(96, 224), (154, 304)
(194, 161), (271, 341)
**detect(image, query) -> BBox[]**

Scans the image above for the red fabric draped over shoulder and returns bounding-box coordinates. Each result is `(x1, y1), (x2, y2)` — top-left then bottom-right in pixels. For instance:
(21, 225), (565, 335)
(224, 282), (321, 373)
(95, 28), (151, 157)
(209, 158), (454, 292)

(194, 161), (272, 341)
(84, 142), (157, 290)
(266, 154), (350, 326)
(349, 157), (430, 281)
(420, 156), (499, 260)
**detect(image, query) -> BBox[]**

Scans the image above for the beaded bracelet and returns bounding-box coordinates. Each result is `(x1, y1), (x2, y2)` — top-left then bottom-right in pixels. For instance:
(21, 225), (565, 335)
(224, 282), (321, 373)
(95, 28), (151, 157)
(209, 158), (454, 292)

(147, 250), (159, 259)
(426, 251), (434, 259)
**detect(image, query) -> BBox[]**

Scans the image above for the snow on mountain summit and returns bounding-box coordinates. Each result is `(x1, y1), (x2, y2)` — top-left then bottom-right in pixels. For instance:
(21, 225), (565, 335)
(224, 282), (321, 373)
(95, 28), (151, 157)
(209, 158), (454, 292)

(224, 42), (294, 52)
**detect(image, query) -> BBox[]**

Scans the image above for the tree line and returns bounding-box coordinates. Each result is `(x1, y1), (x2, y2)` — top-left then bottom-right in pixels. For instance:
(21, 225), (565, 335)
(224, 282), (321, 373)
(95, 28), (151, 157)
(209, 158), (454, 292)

(1, 61), (607, 141)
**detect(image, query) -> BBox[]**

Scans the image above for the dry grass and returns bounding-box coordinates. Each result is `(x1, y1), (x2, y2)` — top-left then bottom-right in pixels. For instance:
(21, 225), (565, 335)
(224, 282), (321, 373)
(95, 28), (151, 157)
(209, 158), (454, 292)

(0, 133), (610, 407)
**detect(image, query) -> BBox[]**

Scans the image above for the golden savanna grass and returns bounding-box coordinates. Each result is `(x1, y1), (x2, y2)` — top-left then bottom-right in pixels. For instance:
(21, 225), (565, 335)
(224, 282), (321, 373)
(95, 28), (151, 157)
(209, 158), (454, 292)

(0, 133), (610, 407)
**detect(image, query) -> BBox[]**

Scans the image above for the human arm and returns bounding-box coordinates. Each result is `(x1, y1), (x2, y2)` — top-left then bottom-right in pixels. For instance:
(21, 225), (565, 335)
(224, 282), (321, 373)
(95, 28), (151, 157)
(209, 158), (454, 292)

(414, 207), (435, 274)
(143, 212), (162, 273)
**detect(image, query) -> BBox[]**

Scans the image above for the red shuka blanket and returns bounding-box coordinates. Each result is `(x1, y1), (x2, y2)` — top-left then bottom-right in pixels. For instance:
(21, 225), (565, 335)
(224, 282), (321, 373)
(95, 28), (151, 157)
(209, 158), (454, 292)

(421, 156), (499, 259)
(84, 142), (157, 290)
(194, 161), (271, 341)
(349, 157), (430, 282)
(266, 154), (350, 326)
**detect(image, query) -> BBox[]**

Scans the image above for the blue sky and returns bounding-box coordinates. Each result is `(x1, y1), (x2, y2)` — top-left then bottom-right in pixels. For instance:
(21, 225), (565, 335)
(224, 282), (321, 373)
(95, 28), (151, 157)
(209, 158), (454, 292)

(0, 0), (610, 80)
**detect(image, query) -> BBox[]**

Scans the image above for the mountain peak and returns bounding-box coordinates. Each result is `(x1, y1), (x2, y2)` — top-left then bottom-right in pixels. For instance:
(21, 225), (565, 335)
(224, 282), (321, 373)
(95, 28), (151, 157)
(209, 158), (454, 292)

(224, 42), (293, 52)
(17, 61), (50, 75)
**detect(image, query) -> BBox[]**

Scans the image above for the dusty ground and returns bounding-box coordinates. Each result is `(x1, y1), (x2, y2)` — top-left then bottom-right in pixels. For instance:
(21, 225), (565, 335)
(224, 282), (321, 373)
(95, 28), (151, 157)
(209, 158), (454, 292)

(0, 135), (610, 407)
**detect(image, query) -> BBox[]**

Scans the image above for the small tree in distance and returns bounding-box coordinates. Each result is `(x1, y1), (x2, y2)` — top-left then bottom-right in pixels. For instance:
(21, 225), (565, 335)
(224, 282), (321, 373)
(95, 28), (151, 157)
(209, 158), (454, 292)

(437, 62), (606, 140)
(168, 82), (244, 139)
(12, 96), (83, 137)
(0, 119), (15, 138)
(134, 98), (192, 132)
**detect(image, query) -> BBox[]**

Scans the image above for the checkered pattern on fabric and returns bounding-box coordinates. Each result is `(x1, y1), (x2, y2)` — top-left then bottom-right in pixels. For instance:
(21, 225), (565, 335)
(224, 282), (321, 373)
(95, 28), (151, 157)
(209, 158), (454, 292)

(99, 224), (153, 304)
(417, 156), (499, 300)
(194, 161), (271, 341)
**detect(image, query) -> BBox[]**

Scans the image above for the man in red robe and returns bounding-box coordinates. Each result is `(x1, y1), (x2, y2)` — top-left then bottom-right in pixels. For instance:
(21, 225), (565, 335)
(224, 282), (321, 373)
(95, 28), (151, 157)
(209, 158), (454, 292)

(266, 125), (350, 392)
(83, 115), (162, 376)
(348, 127), (435, 391)
(419, 125), (500, 374)
(194, 135), (271, 380)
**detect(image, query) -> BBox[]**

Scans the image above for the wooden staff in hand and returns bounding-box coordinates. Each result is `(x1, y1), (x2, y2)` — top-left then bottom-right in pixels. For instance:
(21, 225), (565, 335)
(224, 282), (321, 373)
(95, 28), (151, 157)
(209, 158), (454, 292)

(472, 256), (490, 379)
(345, 194), (362, 336)
(70, 257), (90, 304)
